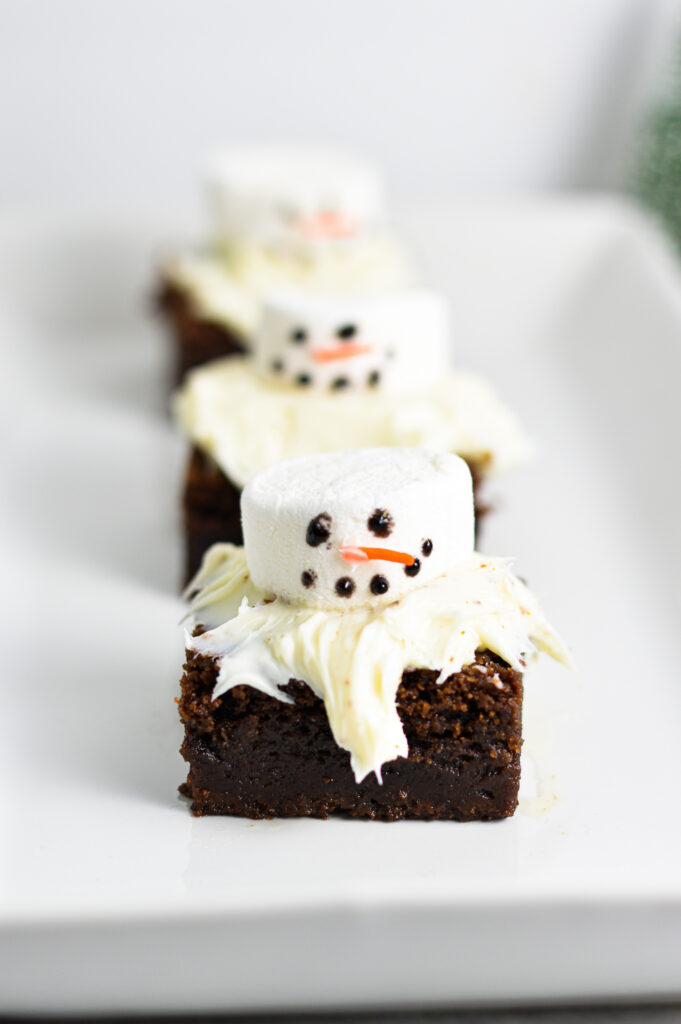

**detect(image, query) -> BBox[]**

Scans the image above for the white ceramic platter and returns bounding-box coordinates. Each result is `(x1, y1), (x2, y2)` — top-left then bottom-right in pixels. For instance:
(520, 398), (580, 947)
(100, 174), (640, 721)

(1, 200), (680, 1015)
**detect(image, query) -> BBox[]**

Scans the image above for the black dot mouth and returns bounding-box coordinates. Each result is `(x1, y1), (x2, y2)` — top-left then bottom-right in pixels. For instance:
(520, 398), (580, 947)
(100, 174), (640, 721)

(404, 558), (421, 577)
(370, 574), (389, 595)
(306, 513), (332, 547)
(271, 359), (284, 374)
(330, 377), (350, 390)
(335, 576), (356, 597)
(336, 323), (357, 340)
(367, 370), (380, 387)
(296, 373), (312, 387)
(290, 327), (308, 344)
(367, 508), (394, 537)
(421, 539), (433, 557)
(301, 569), (317, 588)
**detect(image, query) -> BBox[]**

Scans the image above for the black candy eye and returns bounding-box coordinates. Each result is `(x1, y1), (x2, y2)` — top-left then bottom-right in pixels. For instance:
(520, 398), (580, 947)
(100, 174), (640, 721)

(421, 539), (433, 557)
(405, 558), (421, 578)
(368, 508), (393, 537)
(296, 373), (312, 387)
(370, 575), (389, 595)
(336, 323), (357, 340)
(331, 377), (350, 390)
(301, 570), (316, 588)
(306, 513), (332, 547)
(290, 327), (307, 344)
(335, 576), (355, 597)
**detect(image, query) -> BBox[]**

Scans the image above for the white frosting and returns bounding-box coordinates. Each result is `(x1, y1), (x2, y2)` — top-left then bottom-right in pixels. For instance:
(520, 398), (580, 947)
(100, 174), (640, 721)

(164, 234), (412, 340)
(254, 289), (449, 391)
(205, 145), (385, 249)
(165, 255), (258, 337)
(174, 357), (533, 489)
(242, 449), (474, 609)
(186, 545), (570, 783)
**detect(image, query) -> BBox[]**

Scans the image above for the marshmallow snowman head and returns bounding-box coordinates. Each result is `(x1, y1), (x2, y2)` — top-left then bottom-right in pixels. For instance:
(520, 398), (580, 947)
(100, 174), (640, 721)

(206, 146), (385, 252)
(242, 448), (474, 610)
(254, 289), (450, 392)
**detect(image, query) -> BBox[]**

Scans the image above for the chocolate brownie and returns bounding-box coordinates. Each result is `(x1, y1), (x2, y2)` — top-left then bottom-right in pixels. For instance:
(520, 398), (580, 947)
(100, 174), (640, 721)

(157, 279), (247, 387)
(182, 446), (490, 585)
(179, 648), (522, 821)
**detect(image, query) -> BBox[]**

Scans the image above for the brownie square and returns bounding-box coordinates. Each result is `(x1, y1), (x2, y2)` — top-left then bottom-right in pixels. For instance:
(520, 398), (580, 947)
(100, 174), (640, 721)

(182, 447), (242, 585)
(182, 446), (489, 585)
(179, 648), (522, 821)
(157, 279), (247, 388)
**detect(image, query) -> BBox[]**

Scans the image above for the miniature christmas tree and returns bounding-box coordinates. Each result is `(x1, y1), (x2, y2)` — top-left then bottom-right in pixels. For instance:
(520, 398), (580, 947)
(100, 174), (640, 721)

(632, 49), (681, 253)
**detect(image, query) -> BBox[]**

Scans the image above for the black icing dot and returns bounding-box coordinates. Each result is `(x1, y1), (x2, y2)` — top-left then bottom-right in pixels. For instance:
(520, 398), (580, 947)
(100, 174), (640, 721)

(367, 508), (394, 537)
(367, 370), (380, 387)
(271, 358), (284, 374)
(421, 539), (433, 557)
(296, 373), (312, 387)
(331, 377), (350, 390)
(301, 569), (317, 588)
(370, 574), (389, 595)
(290, 327), (307, 344)
(336, 323), (357, 340)
(387, 349), (396, 359)
(335, 576), (355, 597)
(405, 558), (421, 577)
(306, 513), (332, 547)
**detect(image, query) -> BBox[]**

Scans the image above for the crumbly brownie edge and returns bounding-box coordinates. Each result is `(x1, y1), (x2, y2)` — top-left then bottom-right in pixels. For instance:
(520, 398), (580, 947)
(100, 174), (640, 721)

(178, 649), (523, 822)
(182, 447), (243, 586)
(156, 278), (247, 387)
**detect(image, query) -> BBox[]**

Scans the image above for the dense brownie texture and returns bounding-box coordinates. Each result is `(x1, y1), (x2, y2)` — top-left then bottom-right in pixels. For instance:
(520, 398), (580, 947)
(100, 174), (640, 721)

(182, 446), (490, 584)
(183, 447), (242, 585)
(157, 279), (248, 387)
(179, 649), (523, 821)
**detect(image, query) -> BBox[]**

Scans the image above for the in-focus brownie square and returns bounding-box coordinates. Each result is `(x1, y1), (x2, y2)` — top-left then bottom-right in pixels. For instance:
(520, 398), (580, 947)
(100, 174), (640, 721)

(178, 448), (568, 822)
(180, 649), (523, 821)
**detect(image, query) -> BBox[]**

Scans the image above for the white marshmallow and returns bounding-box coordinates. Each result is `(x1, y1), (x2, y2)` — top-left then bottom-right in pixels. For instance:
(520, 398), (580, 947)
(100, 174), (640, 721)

(253, 288), (450, 392)
(205, 146), (385, 250)
(241, 448), (474, 610)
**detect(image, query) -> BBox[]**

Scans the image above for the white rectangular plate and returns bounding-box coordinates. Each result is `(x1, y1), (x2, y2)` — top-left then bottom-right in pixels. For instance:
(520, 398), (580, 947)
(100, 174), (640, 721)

(2, 200), (680, 1015)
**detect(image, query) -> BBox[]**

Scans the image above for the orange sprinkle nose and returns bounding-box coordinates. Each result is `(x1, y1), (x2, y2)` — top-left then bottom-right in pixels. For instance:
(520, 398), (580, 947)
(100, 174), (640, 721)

(311, 343), (372, 363)
(295, 210), (358, 239)
(340, 545), (415, 566)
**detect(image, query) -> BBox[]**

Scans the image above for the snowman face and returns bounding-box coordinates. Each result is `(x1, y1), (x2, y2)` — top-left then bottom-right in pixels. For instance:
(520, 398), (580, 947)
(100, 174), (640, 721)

(242, 448), (474, 609)
(254, 290), (450, 393)
(206, 146), (384, 252)
(298, 504), (439, 605)
(228, 198), (362, 252)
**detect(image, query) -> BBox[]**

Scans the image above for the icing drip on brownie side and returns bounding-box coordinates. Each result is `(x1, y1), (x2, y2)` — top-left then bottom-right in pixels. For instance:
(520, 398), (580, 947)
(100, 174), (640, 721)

(187, 546), (569, 784)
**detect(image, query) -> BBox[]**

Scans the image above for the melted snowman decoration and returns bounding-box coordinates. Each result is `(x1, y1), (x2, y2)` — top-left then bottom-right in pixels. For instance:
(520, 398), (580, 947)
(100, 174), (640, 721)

(254, 289), (450, 392)
(206, 146), (385, 252)
(241, 448), (474, 610)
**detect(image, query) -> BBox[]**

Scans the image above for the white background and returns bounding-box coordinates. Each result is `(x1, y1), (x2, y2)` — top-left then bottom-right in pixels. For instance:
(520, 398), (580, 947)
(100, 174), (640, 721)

(1, 0), (679, 217)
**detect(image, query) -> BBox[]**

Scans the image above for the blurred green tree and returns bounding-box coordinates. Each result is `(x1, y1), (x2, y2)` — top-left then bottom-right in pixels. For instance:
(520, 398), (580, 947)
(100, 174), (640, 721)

(633, 50), (681, 253)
